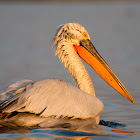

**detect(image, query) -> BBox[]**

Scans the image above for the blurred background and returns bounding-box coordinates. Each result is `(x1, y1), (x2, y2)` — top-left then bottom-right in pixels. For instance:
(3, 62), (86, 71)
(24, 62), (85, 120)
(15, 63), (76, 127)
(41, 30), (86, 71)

(0, 0), (140, 139)
(0, 0), (140, 2)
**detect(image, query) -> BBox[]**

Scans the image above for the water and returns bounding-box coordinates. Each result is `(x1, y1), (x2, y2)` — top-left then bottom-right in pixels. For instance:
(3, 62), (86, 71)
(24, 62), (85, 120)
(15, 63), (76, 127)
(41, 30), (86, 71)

(0, 3), (140, 140)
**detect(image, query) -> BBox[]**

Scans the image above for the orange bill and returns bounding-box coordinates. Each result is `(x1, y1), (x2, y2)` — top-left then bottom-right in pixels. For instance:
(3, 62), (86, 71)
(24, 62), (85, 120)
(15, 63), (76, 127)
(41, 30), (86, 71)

(74, 39), (135, 103)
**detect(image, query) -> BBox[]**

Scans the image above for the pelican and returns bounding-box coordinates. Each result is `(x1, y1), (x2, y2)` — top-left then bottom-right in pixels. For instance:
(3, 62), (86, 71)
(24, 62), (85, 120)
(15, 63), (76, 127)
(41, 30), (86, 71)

(0, 23), (134, 128)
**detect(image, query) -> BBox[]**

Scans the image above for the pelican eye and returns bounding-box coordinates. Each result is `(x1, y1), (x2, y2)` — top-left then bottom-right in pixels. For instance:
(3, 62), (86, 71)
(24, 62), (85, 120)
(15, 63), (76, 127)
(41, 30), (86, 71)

(83, 32), (88, 39)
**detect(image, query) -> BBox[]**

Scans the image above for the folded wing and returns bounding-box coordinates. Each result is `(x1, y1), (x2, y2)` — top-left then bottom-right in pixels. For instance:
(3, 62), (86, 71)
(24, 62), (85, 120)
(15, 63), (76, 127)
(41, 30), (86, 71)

(0, 79), (103, 119)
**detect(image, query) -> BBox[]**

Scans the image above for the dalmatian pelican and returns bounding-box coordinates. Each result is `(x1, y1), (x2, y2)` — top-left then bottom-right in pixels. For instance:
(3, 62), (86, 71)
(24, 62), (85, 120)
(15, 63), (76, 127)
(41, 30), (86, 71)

(0, 23), (134, 128)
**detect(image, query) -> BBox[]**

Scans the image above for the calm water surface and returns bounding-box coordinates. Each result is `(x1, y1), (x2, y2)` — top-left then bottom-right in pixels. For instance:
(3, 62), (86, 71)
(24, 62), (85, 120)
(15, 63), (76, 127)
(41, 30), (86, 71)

(0, 3), (140, 140)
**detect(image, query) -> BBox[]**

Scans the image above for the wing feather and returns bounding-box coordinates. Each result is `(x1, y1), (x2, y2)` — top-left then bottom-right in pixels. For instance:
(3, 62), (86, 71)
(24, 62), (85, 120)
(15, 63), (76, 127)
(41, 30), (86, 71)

(0, 79), (103, 119)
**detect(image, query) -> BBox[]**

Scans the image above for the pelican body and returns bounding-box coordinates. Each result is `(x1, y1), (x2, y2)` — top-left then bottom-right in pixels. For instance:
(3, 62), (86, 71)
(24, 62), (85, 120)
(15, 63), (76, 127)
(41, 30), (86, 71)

(0, 23), (134, 128)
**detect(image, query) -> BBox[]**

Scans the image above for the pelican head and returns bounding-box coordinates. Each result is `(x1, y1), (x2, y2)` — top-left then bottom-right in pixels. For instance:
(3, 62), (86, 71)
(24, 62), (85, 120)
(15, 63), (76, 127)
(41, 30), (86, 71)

(53, 23), (135, 103)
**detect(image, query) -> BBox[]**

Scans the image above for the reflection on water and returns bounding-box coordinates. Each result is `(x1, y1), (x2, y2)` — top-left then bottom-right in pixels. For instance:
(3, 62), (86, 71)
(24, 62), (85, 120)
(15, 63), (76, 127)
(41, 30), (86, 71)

(0, 3), (140, 140)
(0, 125), (136, 140)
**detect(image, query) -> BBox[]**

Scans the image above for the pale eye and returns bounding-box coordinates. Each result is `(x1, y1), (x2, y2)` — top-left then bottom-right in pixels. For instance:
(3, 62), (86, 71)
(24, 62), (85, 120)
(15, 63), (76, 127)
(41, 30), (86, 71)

(83, 32), (88, 38)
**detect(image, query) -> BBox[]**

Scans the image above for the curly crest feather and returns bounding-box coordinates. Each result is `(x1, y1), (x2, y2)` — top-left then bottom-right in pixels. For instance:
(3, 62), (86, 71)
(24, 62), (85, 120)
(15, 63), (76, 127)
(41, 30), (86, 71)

(52, 23), (95, 96)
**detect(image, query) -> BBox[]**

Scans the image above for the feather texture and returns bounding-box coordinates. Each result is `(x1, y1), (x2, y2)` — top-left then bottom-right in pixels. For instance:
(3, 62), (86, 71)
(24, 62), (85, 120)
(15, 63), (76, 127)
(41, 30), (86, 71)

(53, 23), (95, 95)
(1, 79), (103, 119)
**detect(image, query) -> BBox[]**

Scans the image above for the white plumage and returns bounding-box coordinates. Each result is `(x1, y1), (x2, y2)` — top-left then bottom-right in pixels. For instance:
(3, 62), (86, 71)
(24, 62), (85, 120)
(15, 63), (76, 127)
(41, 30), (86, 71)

(2, 79), (103, 118)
